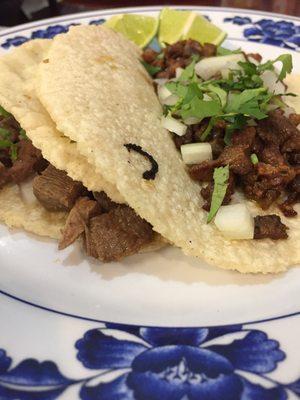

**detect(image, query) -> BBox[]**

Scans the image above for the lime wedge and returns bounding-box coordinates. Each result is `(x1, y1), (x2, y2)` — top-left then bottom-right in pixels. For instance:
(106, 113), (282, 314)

(104, 14), (158, 48)
(183, 14), (227, 46)
(158, 8), (195, 45)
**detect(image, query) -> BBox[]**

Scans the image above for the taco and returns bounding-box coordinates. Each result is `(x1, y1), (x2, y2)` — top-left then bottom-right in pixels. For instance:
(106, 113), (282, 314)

(35, 25), (300, 273)
(0, 39), (165, 261)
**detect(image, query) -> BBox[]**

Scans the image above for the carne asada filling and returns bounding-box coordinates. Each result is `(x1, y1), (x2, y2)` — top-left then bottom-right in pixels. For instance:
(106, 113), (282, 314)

(143, 40), (300, 240)
(0, 109), (154, 261)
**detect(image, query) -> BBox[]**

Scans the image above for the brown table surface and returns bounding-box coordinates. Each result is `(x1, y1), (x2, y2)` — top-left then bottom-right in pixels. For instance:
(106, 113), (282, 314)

(64, 0), (299, 17)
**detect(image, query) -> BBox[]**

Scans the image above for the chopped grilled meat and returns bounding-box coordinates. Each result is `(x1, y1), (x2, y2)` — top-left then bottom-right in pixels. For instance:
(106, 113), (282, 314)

(33, 165), (85, 211)
(0, 115), (21, 142)
(84, 205), (153, 262)
(142, 48), (159, 64)
(259, 144), (286, 166)
(173, 127), (194, 150)
(254, 215), (288, 240)
(93, 191), (118, 212)
(9, 140), (44, 183)
(189, 160), (217, 182)
(231, 127), (256, 149)
(202, 43), (217, 57)
(256, 162), (295, 189)
(218, 144), (253, 175)
(257, 110), (299, 146)
(201, 172), (235, 211)
(287, 152), (300, 165)
(59, 197), (102, 250)
(246, 52), (262, 63)
(209, 131), (225, 158)
(289, 113), (300, 127)
(278, 193), (298, 217)
(0, 161), (11, 189)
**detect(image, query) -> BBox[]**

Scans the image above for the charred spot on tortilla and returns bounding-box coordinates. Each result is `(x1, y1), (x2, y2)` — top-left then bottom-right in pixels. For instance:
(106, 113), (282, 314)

(124, 143), (158, 180)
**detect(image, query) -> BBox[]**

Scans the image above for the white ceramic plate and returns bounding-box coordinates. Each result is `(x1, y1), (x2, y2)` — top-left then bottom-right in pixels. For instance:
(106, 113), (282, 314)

(0, 6), (299, 400)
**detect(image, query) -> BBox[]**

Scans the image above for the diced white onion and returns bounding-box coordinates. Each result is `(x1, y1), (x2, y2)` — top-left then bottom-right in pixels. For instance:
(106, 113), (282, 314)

(175, 67), (184, 79)
(181, 143), (212, 165)
(157, 85), (172, 102)
(261, 70), (285, 95)
(163, 94), (179, 106)
(214, 203), (254, 240)
(265, 103), (279, 112)
(195, 54), (246, 80)
(154, 78), (168, 86)
(203, 93), (212, 101)
(183, 117), (202, 125)
(162, 116), (187, 136)
(283, 106), (296, 118)
(18, 179), (37, 206)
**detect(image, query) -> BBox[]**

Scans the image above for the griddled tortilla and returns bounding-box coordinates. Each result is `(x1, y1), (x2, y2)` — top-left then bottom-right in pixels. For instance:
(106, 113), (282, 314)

(0, 39), (166, 253)
(36, 25), (300, 273)
(0, 39), (124, 203)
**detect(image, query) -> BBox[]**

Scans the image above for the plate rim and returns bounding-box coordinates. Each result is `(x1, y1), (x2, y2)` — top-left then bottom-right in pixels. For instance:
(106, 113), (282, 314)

(0, 5), (299, 39)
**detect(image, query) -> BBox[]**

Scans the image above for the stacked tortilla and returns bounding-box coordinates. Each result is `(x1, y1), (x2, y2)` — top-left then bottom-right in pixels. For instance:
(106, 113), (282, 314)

(0, 25), (299, 272)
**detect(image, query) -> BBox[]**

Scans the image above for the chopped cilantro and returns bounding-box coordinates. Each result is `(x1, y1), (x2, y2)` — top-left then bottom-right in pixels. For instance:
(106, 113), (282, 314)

(207, 165), (230, 223)
(273, 54), (292, 81)
(10, 143), (18, 161)
(141, 60), (161, 76)
(19, 128), (27, 139)
(178, 58), (199, 83)
(205, 84), (227, 107)
(0, 127), (11, 139)
(224, 114), (247, 145)
(251, 153), (259, 164)
(180, 96), (222, 121)
(217, 46), (242, 56)
(0, 106), (10, 117)
(0, 139), (12, 149)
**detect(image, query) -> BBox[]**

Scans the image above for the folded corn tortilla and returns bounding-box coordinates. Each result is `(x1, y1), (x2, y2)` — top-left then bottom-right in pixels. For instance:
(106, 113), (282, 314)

(35, 25), (300, 273)
(0, 39), (165, 252)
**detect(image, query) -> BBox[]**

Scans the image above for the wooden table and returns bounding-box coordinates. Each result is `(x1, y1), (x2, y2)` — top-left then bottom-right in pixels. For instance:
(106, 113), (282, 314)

(63, 0), (300, 16)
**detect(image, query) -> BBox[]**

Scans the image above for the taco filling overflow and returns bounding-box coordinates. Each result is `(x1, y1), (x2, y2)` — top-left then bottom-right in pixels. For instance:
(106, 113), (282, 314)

(0, 13), (299, 273)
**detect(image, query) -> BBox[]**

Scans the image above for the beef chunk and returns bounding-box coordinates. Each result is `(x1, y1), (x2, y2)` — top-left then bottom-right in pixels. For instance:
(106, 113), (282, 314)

(9, 140), (44, 183)
(288, 152), (300, 165)
(218, 144), (253, 175)
(246, 53), (262, 62)
(254, 215), (288, 240)
(93, 191), (118, 212)
(231, 127), (256, 149)
(260, 144), (286, 166)
(173, 127), (194, 150)
(59, 197), (102, 250)
(84, 206), (153, 262)
(201, 172), (235, 211)
(142, 48), (159, 63)
(189, 160), (217, 182)
(33, 165), (85, 211)
(257, 110), (299, 146)
(256, 162), (295, 189)
(0, 161), (11, 189)
(289, 113), (300, 127)
(202, 43), (217, 57)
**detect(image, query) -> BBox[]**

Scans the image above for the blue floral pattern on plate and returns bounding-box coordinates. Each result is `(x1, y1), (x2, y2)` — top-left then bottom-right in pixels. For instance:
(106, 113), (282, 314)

(224, 16), (300, 50)
(0, 323), (299, 399)
(1, 19), (105, 49)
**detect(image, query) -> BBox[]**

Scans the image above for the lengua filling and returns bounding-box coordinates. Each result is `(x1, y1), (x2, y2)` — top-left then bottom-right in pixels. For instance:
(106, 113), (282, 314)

(142, 39), (300, 240)
(0, 107), (154, 262)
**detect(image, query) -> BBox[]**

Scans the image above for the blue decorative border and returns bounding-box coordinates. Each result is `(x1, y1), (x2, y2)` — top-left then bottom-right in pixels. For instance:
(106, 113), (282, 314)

(0, 321), (299, 399)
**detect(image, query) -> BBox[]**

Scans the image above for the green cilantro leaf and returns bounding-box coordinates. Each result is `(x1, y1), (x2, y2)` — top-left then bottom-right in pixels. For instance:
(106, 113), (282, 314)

(19, 128), (27, 139)
(205, 84), (227, 107)
(178, 57), (199, 82)
(0, 106), (11, 118)
(251, 153), (259, 164)
(10, 143), (18, 161)
(217, 46), (242, 56)
(224, 114), (247, 145)
(180, 96), (222, 121)
(275, 54), (292, 81)
(0, 127), (12, 139)
(0, 139), (12, 149)
(207, 165), (230, 223)
(141, 60), (161, 76)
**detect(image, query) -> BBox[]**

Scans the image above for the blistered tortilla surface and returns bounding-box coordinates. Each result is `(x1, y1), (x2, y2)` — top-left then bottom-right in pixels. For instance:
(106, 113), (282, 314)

(0, 39), (124, 203)
(36, 25), (300, 273)
(0, 184), (66, 239)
